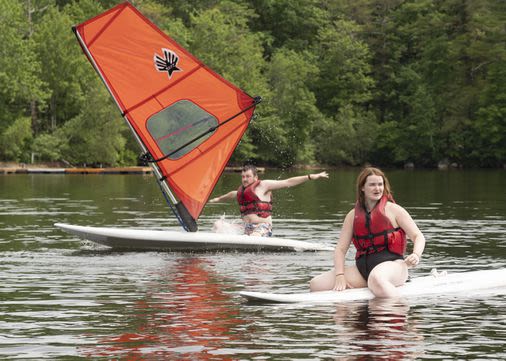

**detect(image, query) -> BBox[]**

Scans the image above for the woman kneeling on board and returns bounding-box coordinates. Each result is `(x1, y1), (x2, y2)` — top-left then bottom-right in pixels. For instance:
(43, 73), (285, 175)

(310, 167), (425, 298)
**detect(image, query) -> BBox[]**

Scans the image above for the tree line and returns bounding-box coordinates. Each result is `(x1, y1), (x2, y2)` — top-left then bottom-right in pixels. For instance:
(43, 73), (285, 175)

(0, 0), (504, 168)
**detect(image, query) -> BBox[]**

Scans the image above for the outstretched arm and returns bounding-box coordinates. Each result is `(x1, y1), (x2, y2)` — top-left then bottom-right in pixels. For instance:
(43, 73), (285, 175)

(209, 190), (237, 203)
(262, 171), (329, 191)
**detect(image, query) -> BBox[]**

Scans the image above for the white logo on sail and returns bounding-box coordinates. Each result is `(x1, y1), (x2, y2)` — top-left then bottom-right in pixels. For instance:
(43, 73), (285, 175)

(154, 48), (182, 78)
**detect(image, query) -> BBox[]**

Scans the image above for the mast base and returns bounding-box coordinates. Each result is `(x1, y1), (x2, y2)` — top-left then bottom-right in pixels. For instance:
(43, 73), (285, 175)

(176, 202), (198, 232)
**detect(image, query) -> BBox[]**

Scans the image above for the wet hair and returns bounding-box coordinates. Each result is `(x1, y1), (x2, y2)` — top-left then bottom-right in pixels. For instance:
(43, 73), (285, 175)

(242, 164), (258, 177)
(356, 167), (393, 206)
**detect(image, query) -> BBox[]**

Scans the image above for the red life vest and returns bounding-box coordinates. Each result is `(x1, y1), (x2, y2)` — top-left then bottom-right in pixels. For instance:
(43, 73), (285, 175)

(352, 195), (407, 259)
(237, 180), (272, 218)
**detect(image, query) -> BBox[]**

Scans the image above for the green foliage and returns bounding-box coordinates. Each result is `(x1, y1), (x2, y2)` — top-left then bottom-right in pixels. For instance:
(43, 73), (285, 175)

(186, 0), (273, 163)
(472, 62), (506, 166)
(32, 3), (100, 133)
(0, 117), (32, 162)
(249, 0), (330, 52)
(0, 0), (46, 101)
(188, 1), (269, 93)
(312, 19), (374, 115)
(266, 48), (321, 165)
(31, 132), (64, 162)
(0, 0), (504, 168)
(373, 66), (438, 166)
(58, 82), (127, 166)
(314, 105), (378, 166)
(0, 0), (47, 131)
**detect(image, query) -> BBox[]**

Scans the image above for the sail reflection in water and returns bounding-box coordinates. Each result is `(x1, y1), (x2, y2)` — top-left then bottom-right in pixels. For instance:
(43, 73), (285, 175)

(1, 169), (505, 359)
(81, 258), (243, 359)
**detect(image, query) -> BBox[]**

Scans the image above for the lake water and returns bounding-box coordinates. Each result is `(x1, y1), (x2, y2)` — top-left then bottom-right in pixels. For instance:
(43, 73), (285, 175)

(1, 169), (505, 360)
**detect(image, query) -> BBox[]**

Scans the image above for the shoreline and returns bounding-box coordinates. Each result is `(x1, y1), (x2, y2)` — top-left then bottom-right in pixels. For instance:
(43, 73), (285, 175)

(0, 162), (503, 174)
(0, 164), (267, 175)
(0, 166), (152, 175)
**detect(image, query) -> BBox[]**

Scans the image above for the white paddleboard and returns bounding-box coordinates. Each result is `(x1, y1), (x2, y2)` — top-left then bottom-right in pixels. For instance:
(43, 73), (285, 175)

(54, 223), (334, 252)
(240, 268), (506, 303)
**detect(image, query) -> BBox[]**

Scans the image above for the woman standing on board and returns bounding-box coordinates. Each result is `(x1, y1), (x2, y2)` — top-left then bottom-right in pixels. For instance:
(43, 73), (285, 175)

(310, 167), (425, 298)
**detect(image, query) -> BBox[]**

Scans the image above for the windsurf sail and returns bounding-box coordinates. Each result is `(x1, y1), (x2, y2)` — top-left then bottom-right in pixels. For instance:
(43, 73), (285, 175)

(73, 2), (260, 232)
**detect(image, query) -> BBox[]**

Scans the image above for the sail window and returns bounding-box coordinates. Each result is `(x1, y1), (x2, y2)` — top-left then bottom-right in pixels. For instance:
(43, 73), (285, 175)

(147, 100), (218, 159)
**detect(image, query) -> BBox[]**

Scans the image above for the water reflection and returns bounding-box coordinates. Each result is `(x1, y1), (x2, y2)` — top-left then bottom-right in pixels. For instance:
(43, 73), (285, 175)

(82, 257), (243, 360)
(333, 298), (424, 360)
(0, 170), (505, 360)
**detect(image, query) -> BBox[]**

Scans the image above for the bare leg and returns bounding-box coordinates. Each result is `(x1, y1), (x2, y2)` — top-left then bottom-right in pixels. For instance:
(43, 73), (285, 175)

(212, 219), (243, 234)
(309, 266), (367, 292)
(367, 260), (408, 298)
(309, 269), (334, 291)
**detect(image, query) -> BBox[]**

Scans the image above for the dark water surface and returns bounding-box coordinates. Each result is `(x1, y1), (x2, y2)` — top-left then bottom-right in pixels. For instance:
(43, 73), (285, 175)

(1, 169), (505, 360)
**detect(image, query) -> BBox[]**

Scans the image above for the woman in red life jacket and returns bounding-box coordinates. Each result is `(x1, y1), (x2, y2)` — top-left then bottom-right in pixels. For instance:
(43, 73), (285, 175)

(209, 165), (328, 237)
(309, 167), (425, 298)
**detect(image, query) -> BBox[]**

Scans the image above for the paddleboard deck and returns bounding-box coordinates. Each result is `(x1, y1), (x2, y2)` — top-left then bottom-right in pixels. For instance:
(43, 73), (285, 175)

(240, 268), (506, 303)
(54, 223), (334, 252)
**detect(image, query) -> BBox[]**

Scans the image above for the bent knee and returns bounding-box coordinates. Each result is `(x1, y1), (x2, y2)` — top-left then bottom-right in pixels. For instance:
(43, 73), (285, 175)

(367, 273), (386, 290)
(367, 268), (408, 295)
(309, 276), (324, 292)
(309, 272), (334, 292)
(309, 277), (318, 292)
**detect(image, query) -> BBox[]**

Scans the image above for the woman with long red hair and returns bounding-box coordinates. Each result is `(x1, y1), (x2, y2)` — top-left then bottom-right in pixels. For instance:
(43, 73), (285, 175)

(310, 167), (426, 298)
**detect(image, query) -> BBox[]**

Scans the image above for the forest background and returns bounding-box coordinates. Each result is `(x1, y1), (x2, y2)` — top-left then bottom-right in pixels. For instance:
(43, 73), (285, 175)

(1, 0), (505, 168)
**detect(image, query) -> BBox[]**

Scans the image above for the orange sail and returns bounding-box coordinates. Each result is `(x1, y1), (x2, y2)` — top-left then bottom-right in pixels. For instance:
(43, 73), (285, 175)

(73, 2), (260, 231)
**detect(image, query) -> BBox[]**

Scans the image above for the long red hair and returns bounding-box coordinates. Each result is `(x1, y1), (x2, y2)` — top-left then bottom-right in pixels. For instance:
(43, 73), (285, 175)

(356, 167), (393, 207)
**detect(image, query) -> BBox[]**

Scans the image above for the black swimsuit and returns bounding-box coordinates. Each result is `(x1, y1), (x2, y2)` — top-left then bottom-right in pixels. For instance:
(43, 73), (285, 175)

(356, 250), (403, 281)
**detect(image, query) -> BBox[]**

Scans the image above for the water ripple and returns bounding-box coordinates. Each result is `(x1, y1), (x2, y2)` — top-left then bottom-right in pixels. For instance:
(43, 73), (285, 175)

(1, 172), (505, 359)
